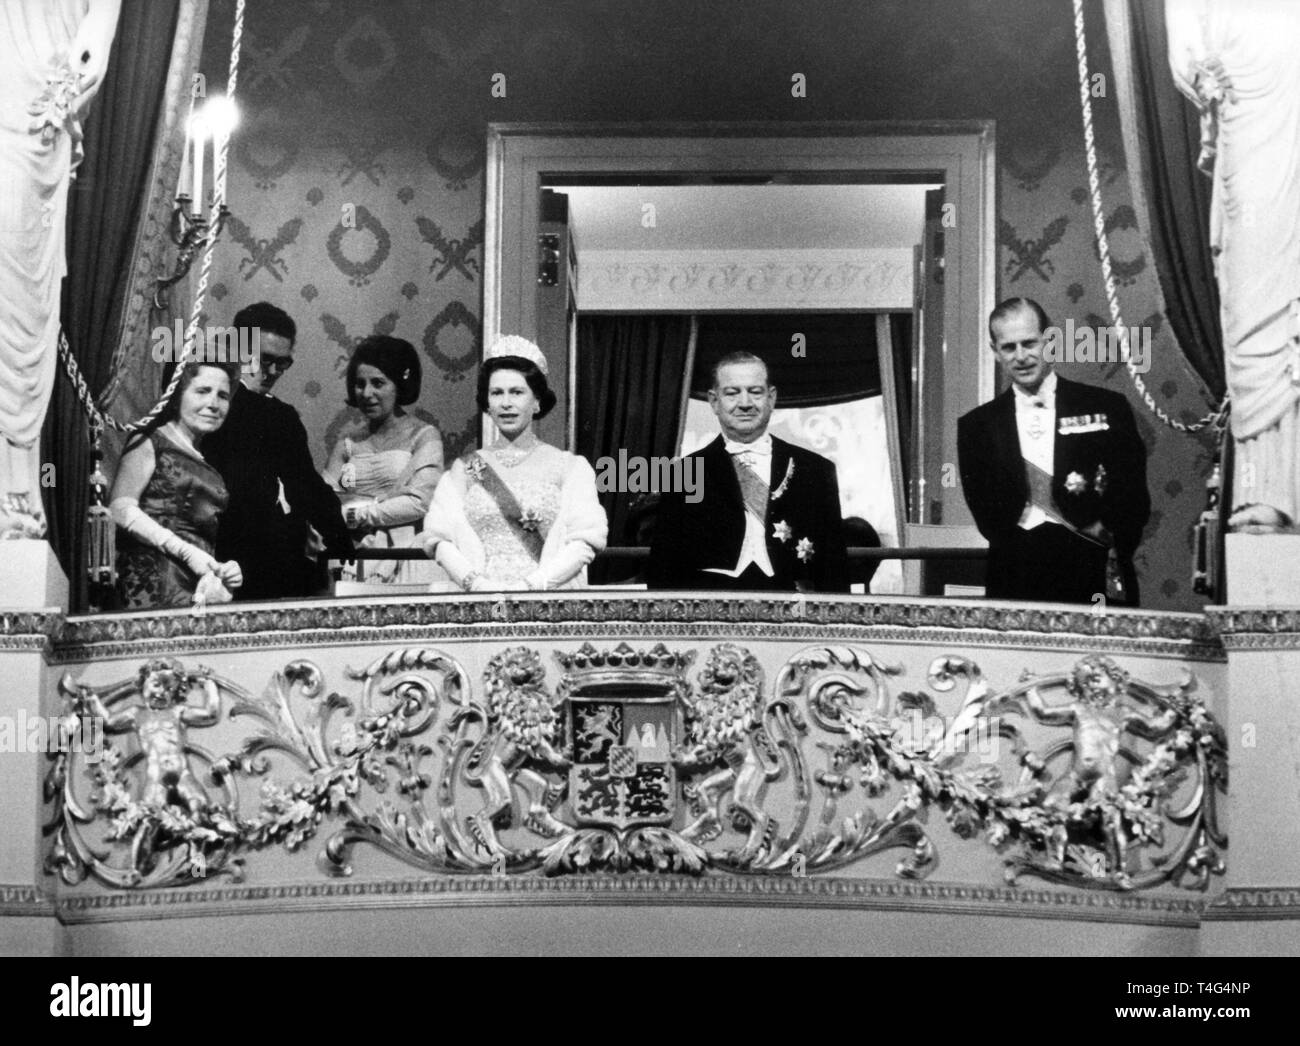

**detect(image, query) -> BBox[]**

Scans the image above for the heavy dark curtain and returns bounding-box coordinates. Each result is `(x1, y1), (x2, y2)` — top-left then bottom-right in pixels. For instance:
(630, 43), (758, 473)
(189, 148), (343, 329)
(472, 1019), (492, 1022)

(1127, 0), (1225, 398)
(43, 0), (181, 611)
(1123, 0), (1229, 599)
(576, 314), (696, 547)
(689, 313), (882, 405)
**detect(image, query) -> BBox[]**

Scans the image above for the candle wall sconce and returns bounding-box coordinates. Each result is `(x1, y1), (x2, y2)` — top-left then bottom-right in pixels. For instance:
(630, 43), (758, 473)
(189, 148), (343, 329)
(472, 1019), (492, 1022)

(153, 198), (231, 310)
(154, 95), (239, 312)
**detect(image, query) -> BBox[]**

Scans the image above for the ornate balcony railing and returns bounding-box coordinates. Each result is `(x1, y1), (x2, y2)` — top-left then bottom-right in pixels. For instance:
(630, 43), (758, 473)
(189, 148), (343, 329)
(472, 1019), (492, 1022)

(34, 594), (1226, 927)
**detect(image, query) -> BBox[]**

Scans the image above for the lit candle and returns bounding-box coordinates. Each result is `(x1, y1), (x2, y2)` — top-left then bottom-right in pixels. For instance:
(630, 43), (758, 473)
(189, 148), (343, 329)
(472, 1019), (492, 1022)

(192, 116), (205, 215)
(205, 96), (238, 204)
(176, 119), (191, 205)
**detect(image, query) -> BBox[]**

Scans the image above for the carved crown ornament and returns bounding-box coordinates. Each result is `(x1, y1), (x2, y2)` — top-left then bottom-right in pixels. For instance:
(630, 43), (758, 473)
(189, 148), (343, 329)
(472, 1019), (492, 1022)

(44, 643), (1226, 894)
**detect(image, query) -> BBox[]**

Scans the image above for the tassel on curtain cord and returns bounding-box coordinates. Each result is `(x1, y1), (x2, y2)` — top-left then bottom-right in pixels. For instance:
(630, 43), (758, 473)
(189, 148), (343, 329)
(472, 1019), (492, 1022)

(85, 422), (116, 588)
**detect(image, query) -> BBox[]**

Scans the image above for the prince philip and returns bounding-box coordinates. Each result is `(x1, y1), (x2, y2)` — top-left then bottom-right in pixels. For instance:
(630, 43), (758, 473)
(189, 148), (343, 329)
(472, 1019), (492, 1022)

(647, 352), (849, 592)
(957, 298), (1150, 605)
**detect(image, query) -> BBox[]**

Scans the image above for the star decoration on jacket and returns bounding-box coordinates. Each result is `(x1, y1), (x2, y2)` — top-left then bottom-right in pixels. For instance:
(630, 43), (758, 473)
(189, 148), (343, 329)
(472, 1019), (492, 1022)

(772, 520), (792, 543)
(1065, 471), (1088, 495)
(465, 454), (486, 482)
(518, 505), (542, 532)
(796, 537), (815, 562)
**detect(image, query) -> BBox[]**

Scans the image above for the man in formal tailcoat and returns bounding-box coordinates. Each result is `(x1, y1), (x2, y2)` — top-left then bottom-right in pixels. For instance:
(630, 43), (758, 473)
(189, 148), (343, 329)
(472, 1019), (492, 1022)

(957, 298), (1150, 605)
(647, 352), (849, 593)
(203, 302), (352, 600)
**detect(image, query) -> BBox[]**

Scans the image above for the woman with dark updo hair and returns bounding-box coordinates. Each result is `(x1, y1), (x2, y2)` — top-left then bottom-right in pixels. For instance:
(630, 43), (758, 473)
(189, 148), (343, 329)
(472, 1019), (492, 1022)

(321, 335), (443, 584)
(423, 336), (606, 591)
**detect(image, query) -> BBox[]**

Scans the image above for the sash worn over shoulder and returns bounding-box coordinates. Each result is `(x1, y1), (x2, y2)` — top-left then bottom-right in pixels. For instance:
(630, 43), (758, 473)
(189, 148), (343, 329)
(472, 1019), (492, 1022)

(730, 456), (770, 522)
(466, 452), (548, 562)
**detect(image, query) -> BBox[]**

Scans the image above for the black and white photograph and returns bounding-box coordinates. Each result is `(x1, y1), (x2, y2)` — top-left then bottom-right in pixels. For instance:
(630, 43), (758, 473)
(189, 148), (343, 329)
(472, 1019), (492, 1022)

(0, 0), (1296, 981)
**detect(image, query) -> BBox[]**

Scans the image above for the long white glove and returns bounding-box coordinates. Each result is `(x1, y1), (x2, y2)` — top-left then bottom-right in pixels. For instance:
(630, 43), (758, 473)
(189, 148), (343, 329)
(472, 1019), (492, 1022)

(427, 538), (522, 591)
(524, 542), (593, 591)
(428, 538), (477, 590)
(111, 497), (218, 577)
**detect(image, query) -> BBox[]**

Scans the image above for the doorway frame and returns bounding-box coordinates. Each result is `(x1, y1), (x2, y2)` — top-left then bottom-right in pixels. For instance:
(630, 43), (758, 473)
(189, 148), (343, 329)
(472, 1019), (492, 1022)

(483, 121), (996, 528)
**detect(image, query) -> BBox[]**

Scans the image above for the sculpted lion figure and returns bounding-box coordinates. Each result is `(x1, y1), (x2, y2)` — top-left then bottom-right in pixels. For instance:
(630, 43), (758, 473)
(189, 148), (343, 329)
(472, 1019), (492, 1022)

(462, 647), (570, 857)
(675, 643), (780, 863)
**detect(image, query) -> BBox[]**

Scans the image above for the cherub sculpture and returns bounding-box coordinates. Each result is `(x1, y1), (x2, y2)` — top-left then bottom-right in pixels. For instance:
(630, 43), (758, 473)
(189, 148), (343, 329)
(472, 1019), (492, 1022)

(1020, 655), (1178, 873)
(76, 657), (223, 815)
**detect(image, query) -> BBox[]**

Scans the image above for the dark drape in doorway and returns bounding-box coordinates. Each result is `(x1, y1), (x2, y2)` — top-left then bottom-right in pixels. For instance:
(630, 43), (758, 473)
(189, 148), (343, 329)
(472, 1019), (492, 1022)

(42, 0), (181, 611)
(689, 313), (882, 406)
(576, 314), (696, 547)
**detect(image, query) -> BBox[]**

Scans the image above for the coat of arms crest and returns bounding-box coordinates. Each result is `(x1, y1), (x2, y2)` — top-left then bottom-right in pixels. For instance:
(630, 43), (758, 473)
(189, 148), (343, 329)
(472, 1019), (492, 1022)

(569, 696), (676, 829)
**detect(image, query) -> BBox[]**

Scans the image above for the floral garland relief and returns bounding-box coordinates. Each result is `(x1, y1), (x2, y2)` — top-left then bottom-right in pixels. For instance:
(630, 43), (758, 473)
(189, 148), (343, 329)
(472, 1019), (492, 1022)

(44, 643), (1226, 892)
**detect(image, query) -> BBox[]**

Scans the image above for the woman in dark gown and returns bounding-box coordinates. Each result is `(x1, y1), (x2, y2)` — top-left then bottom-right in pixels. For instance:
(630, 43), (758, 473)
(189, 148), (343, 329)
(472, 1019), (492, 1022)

(109, 361), (244, 609)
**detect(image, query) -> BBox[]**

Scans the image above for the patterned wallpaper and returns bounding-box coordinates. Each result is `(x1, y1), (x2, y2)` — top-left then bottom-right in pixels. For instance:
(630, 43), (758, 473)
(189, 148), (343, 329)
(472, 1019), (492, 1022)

(196, 0), (1219, 611)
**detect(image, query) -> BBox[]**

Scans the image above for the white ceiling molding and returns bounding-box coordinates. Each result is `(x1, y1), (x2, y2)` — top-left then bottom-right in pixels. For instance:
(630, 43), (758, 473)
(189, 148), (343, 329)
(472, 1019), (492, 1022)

(577, 248), (914, 312)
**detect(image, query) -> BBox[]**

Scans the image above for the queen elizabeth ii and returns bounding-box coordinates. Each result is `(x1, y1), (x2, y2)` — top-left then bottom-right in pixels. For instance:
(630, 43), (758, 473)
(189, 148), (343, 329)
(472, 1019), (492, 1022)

(422, 336), (608, 591)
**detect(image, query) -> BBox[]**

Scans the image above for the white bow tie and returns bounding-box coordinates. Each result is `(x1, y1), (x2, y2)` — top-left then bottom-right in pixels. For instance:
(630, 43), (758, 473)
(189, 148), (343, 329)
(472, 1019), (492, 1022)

(725, 437), (772, 459)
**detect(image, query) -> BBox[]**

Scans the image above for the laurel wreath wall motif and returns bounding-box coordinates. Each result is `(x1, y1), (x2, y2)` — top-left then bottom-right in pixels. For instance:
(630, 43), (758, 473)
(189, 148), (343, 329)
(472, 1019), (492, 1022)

(234, 121), (301, 191)
(325, 205), (391, 286)
(422, 301), (480, 382)
(332, 15), (397, 91)
(425, 126), (482, 191)
(44, 645), (1226, 892)
(1004, 141), (1062, 192)
(1093, 204), (1147, 286)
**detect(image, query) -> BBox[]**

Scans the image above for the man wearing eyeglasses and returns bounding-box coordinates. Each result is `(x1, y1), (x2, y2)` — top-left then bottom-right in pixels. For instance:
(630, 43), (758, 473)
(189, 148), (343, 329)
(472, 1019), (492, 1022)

(203, 302), (351, 600)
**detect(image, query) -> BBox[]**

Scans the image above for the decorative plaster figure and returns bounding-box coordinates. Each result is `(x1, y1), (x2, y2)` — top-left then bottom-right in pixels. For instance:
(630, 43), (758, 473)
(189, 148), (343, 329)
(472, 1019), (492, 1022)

(0, 0), (121, 537)
(1168, 0), (1300, 531)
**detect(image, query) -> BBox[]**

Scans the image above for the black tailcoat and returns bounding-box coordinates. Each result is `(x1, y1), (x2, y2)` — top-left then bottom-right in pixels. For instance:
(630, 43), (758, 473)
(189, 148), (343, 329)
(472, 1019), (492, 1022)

(647, 435), (849, 593)
(957, 376), (1150, 604)
(203, 385), (352, 600)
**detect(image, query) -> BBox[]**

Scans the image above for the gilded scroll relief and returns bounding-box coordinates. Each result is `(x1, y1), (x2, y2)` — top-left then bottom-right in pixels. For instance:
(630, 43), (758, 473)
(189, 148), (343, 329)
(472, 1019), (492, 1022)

(44, 643), (1226, 892)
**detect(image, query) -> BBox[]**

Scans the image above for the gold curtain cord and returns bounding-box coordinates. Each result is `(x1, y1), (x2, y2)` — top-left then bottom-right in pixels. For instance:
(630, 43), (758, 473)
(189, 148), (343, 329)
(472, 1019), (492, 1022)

(1072, 0), (1227, 435)
(58, 0), (246, 439)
